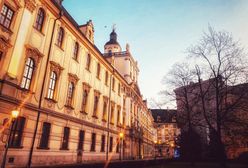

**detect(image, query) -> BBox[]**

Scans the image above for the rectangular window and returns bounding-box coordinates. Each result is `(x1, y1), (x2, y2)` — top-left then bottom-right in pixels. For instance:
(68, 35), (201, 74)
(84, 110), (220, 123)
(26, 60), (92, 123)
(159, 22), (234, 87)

(118, 83), (121, 95)
(61, 127), (70, 150)
(78, 130), (85, 150)
(117, 108), (120, 125)
(66, 82), (74, 107)
(0, 51), (3, 62)
(0, 4), (14, 29)
(123, 112), (126, 127)
(110, 103), (115, 124)
(82, 89), (89, 113)
(47, 71), (57, 100)
(86, 54), (91, 70)
(109, 136), (113, 152)
(105, 71), (108, 85)
(9, 117), (26, 147)
(100, 135), (105, 152)
(73, 42), (79, 60)
(39, 122), (51, 149)
(93, 95), (99, 117)
(112, 78), (115, 91)
(102, 100), (108, 121)
(96, 63), (100, 79)
(90, 133), (96, 151)
(116, 138), (119, 153)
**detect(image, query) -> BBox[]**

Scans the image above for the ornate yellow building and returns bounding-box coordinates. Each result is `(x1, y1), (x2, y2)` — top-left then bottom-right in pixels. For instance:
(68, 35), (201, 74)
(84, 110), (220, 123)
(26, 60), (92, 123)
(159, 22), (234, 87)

(0, 0), (155, 167)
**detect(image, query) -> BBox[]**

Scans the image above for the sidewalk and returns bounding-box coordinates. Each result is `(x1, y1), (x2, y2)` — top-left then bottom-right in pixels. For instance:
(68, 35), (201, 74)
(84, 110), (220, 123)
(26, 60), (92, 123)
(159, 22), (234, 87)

(33, 158), (171, 168)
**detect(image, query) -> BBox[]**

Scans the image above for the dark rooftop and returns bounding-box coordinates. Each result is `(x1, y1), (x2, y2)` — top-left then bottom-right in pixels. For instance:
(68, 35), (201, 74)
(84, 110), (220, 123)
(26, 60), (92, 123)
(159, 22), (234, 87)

(151, 109), (177, 123)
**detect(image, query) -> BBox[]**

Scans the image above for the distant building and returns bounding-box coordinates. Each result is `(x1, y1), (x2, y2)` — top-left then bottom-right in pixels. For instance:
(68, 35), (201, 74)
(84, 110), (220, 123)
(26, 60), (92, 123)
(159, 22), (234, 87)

(151, 109), (180, 158)
(174, 77), (248, 159)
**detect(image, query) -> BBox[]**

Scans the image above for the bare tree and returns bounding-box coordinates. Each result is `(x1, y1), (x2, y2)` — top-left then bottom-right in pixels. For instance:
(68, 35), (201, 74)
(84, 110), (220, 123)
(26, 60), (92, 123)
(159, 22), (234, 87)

(162, 26), (248, 166)
(187, 26), (248, 165)
(163, 62), (205, 162)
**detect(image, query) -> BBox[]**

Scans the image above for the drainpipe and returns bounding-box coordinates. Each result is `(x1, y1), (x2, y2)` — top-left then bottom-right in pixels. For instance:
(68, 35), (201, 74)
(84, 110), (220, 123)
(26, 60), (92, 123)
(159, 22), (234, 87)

(27, 10), (63, 168)
(106, 68), (114, 161)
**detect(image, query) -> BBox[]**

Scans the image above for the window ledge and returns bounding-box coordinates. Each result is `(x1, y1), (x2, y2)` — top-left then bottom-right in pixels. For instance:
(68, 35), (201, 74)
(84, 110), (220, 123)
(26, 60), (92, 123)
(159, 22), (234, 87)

(110, 122), (114, 125)
(60, 148), (69, 150)
(37, 147), (50, 150)
(55, 43), (64, 51)
(64, 105), (74, 110)
(102, 119), (107, 122)
(33, 26), (45, 36)
(80, 111), (88, 115)
(72, 57), (79, 63)
(117, 124), (123, 128)
(19, 88), (35, 95)
(9, 146), (23, 149)
(44, 97), (57, 103)
(85, 68), (91, 73)
(0, 24), (13, 34)
(92, 115), (98, 119)
(90, 150), (96, 152)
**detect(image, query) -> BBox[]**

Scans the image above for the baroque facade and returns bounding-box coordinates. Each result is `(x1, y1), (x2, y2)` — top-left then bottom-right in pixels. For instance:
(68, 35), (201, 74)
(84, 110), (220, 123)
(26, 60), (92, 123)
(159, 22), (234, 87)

(0, 0), (155, 167)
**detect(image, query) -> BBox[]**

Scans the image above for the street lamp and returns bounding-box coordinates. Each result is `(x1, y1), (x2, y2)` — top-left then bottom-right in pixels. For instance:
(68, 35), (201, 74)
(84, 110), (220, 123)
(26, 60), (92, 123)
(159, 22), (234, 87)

(154, 140), (157, 158)
(11, 110), (19, 119)
(1, 110), (19, 168)
(119, 132), (124, 161)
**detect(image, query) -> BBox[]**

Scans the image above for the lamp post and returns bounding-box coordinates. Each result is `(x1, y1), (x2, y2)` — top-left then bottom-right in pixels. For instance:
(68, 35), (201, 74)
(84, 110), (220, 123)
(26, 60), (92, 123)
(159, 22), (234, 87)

(1, 110), (19, 168)
(119, 132), (124, 161)
(154, 140), (157, 159)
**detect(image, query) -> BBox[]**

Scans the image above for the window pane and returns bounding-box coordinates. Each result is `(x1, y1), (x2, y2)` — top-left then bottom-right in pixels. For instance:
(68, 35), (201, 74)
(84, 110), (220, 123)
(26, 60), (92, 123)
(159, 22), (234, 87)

(90, 133), (96, 151)
(1, 5), (7, 15)
(39, 122), (51, 148)
(78, 130), (85, 150)
(25, 79), (30, 89)
(61, 127), (70, 149)
(7, 10), (13, 19)
(9, 117), (26, 147)
(0, 15), (4, 24)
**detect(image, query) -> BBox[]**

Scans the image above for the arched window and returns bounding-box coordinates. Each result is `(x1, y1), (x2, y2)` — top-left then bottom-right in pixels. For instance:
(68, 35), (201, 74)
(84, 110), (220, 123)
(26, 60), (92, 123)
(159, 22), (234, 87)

(73, 42), (79, 59)
(34, 8), (45, 32)
(47, 71), (57, 99)
(82, 89), (88, 112)
(0, 4), (14, 29)
(21, 57), (35, 90)
(66, 82), (74, 106)
(86, 54), (91, 70)
(56, 27), (64, 48)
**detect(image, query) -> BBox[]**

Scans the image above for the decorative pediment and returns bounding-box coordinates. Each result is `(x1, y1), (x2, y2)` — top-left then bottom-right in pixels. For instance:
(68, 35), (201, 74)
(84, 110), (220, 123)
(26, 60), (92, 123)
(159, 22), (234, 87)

(24, 0), (36, 13)
(68, 73), (79, 84)
(94, 90), (101, 97)
(82, 82), (91, 92)
(25, 45), (44, 64)
(5, 0), (21, 10)
(50, 61), (64, 76)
